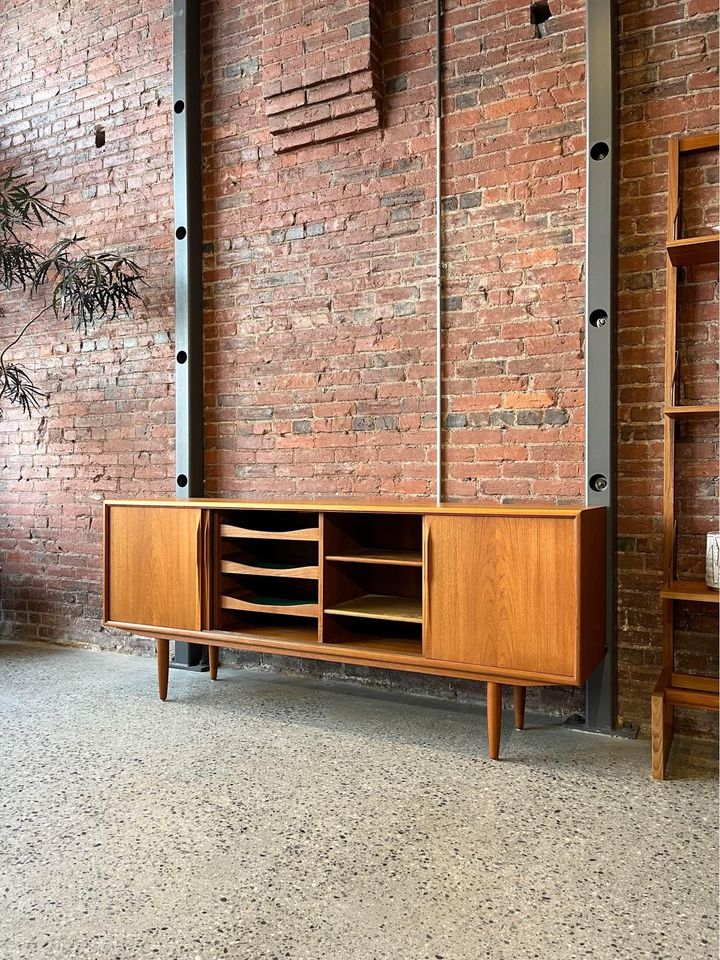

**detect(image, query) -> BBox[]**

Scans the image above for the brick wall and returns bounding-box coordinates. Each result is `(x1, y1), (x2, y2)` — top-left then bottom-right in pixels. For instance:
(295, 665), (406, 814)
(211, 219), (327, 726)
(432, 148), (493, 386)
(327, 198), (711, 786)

(0, 1), (175, 650)
(0, 0), (717, 734)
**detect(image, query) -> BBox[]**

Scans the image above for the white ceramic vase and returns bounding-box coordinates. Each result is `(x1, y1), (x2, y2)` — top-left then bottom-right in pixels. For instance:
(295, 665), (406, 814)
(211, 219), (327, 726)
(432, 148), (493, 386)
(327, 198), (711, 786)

(705, 533), (720, 591)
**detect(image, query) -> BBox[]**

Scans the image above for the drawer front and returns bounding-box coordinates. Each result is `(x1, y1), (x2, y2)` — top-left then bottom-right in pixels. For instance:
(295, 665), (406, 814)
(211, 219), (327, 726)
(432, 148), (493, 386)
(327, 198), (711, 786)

(424, 515), (578, 680)
(105, 505), (203, 631)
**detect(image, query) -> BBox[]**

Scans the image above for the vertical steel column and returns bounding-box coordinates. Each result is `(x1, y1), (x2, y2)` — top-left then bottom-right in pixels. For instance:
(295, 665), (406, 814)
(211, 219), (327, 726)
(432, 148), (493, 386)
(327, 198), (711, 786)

(581, 0), (633, 734)
(435, 0), (443, 506)
(172, 0), (206, 670)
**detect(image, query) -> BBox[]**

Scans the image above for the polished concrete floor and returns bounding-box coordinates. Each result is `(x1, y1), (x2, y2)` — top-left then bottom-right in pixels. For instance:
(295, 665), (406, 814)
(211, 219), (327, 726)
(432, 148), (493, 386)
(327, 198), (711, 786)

(0, 640), (717, 960)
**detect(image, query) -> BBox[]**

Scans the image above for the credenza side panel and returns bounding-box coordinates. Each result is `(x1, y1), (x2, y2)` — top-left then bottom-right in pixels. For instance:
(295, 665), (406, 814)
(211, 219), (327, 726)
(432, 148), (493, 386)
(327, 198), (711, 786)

(424, 515), (578, 679)
(105, 505), (202, 631)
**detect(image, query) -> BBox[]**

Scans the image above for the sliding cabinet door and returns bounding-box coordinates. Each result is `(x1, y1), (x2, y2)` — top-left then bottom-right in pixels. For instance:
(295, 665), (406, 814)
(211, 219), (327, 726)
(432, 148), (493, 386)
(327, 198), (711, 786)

(424, 515), (579, 681)
(105, 505), (203, 631)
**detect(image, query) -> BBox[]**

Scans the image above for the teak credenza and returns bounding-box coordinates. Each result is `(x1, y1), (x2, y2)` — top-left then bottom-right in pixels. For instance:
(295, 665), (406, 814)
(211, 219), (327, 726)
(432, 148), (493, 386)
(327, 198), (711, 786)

(103, 499), (606, 759)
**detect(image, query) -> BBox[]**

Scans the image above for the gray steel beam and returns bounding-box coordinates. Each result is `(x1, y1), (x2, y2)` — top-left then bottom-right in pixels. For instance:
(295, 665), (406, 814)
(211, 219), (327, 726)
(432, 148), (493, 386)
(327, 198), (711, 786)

(172, 0), (206, 670)
(173, 0), (204, 498)
(579, 0), (635, 736)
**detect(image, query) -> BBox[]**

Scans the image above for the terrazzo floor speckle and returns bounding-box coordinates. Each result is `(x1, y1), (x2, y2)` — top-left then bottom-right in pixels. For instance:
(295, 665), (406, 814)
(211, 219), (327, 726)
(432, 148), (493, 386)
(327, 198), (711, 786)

(0, 640), (717, 960)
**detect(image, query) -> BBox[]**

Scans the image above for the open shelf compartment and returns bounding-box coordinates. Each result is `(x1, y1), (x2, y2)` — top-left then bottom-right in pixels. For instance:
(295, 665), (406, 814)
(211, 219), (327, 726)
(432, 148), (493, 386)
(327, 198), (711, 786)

(214, 612), (320, 644)
(219, 538), (319, 580)
(214, 509), (320, 630)
(321, 615), (423, 658)
(219, 508), (319, 542)
(322, 528), (423, 646)
(323, 512), (422, 567)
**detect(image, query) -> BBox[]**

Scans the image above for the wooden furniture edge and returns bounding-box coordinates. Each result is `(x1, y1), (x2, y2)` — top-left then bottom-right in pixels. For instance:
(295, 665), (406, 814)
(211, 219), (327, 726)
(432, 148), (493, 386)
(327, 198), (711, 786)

(102, 503), (110, 623)
(103, 497), (601, 519)
(102, 619), (574, 686)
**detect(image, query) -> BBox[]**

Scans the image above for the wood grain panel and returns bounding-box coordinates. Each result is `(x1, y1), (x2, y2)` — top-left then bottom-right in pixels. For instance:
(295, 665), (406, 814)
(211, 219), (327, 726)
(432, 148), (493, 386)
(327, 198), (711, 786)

(425, 515), (577, 678)
(107, 506), (202, 631)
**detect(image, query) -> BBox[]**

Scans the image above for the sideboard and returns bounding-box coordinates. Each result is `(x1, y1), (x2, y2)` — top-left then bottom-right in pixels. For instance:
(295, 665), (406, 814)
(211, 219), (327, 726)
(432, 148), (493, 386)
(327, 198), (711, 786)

(103, 498), (606, 760)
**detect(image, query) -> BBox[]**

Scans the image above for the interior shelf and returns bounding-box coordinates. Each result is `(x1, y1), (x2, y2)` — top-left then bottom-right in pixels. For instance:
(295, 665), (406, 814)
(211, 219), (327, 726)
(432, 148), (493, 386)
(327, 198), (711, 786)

(666, 234), (719, 267)
(215, 616), (320, 645)
(660, 580), (720, 603)
(220, 522), (319, 542)
(221, 589), (319, 618)
(221, 557), (319, 579)
(327, 635), (423, 657)
(213, 623), (422, 659)
(663, 404), (719, 419)
(324, 594), (422, 624)
(325, 549), (422, 567)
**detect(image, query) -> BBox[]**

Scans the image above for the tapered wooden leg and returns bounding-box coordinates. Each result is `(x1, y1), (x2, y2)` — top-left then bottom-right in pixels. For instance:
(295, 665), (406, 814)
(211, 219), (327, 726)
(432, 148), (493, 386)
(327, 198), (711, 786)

(487, 681), (502, 760)
(156, 638), (169, 702)
(514, 686), (526, 730)
(209, 645), (219, 681)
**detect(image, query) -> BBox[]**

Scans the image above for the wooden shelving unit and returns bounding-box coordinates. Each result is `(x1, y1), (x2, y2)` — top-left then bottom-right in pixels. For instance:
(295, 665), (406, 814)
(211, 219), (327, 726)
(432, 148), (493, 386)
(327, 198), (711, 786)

(216, 511), (321, 633)
(215, 509), (426, 645)
(321, 513), (424, 648)
(652, 131), (720, 780)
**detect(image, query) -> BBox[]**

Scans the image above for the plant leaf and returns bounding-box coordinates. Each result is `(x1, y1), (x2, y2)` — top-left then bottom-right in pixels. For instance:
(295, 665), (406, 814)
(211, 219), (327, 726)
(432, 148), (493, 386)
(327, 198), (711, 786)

(0, 362), (45, 417)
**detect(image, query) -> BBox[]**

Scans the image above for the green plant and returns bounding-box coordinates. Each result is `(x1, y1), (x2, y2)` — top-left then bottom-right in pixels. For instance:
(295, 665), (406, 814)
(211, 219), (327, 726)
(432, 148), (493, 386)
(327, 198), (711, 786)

(0, 168), (145, 417)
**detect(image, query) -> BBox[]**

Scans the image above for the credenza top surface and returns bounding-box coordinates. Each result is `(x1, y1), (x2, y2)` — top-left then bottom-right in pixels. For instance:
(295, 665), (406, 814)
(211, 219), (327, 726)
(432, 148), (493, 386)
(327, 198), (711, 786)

(104, 497), (602, 519)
